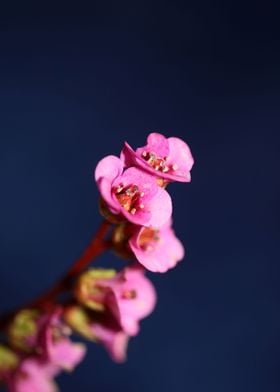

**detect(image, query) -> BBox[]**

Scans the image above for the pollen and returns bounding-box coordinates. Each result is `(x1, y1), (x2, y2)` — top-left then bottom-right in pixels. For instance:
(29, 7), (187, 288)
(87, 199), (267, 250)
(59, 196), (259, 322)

(114, 184), (145, 215)
(122, 289), (137, 299)
(141, 151), (178, 174)
(116, 185), (124, 193)
(139, 227), (160, 251)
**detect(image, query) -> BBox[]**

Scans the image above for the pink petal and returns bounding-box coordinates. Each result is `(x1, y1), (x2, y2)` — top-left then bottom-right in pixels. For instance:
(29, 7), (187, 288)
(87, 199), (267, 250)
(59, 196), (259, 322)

(121, 267), (157, 319)
(129, 226), (185, 273)
(106, 267), (157, 336)
(93, 323), (129, 363)
(106, 291), (139, 336)
(95, 155), (124, 213)
(49, 340), (86, 371)
(121, 134), (193, 182)
(120, 142), (135, 167)
(121, 207), (151, 226)
(40, 310), (86, 372)
(118, 314), (139, 336)
(95, 155), (124, 184)
(112, 167), (172, 227)
(136, 132), (169, 158)
(144, 186), (172, 228)
(167, 137), (194, 181)
(112, 167), (158, 198)
(11, 359), (59, 392)
(98, 178), (121, 213)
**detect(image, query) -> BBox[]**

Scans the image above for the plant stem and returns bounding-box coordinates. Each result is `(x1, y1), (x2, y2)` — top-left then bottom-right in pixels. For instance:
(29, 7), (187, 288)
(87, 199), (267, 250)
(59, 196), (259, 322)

(0, 220), (111, 330)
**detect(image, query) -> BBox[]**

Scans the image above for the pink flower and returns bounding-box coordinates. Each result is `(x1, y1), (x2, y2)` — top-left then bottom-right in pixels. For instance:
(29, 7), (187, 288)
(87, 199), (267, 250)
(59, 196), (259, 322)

(95, 155), (172, 227)
(63, 305), (129, 364)
(8, 358), (59, 392)
(121, 132), (194, 183)
(39, 310), (86, 372)
(129, 221), (185, 273)
(91, 321), (129, 363)
(75, 266), (156, 336)
(104, 266), (157, 336)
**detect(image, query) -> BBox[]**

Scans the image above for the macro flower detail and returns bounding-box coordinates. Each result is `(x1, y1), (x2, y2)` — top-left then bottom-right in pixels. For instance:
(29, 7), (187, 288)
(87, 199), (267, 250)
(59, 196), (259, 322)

(95, 156), (172, 227)
(8, 309), (41, 354)
(6, 308), (86, 376)
(129, 221), (185, 273)
(7, 359), (59, 392)
(104, 266), (157, 336)
(39, 310), (86, 372)
(92, 322), (129, 363)
(121, 132), (194, 183)
(75, 266), (157, 336)
(0, 131), (193, 391)
(64, 306), (129, 363)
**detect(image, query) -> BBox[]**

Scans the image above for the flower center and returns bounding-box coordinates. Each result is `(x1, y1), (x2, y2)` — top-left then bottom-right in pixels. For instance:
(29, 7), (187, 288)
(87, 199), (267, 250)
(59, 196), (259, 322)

(141, 151), (168, 172)
(114, 184), (144, 215)
(139, 227), (160, 251)
(122, 289), (137, 299)
(141, 151), (179, 174)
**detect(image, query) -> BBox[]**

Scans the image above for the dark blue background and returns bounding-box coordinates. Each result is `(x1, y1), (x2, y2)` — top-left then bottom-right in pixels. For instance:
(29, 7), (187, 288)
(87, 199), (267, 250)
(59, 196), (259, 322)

(0, 3), (279, 391)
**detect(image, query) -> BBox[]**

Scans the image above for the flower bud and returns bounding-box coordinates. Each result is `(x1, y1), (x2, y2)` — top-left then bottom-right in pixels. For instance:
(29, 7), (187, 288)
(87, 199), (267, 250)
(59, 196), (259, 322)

(64, 305), (129, 363)
(8, 309), (41, 353)
(75, 268), (116, 311)
(0, 345), (19, 380)
(64, 306), (95, 341)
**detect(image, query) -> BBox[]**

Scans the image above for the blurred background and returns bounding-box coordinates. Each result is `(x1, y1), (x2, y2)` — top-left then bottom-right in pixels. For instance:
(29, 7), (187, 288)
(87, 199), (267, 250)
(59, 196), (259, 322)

(0, 2), (279, 391)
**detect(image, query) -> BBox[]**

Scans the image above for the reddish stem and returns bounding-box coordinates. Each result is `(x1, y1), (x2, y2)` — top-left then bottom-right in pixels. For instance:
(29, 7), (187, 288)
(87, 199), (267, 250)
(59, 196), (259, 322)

(0, 220), (111, 329)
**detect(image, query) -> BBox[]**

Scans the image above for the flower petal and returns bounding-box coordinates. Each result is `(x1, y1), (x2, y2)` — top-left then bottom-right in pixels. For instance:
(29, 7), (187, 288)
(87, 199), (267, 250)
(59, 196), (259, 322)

(49, 340), (86, 372)
(98, 178), (121, 214)
(167, 137), (194, 181)
(93, 323), (129, 363)
(136, 132), (169, 158)
(144, 187), (172, 228)
(120, 142), (135, 167)
(112, 167), (158, 198)
(95, 155), (124, 184)
(130, 226), (184, 273)
(11, 359), (59, 392)
(106, 267), (157, 336)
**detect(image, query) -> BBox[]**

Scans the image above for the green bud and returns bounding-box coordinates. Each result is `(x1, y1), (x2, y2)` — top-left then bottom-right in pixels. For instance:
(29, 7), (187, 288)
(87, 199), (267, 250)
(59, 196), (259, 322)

(0, 345), (19, 374)
(75, 268), (116, 311)
(64, 306), (95, 341)
(8, 309), (40, 353)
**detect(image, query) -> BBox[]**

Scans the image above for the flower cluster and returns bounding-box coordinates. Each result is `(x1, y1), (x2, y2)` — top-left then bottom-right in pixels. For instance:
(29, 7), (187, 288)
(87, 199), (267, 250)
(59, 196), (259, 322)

(0, 309), (86, 391)
(0, 132), (193, 391)
(96, 132), (193, 272)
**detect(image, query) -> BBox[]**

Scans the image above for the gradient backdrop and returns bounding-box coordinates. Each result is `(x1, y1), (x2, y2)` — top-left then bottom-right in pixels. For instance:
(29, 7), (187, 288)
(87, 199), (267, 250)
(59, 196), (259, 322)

(0, 3), (279, 391)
